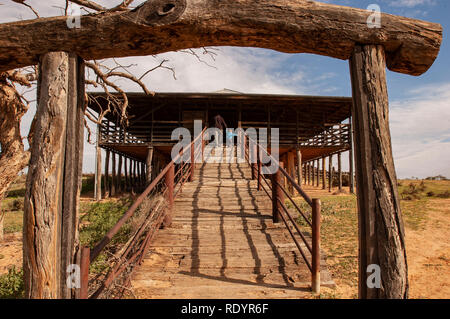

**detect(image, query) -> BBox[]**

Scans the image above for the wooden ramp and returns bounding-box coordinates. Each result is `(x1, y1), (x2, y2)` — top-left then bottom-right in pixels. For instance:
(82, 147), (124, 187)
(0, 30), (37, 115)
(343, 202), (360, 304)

(131, 150), (334, 298)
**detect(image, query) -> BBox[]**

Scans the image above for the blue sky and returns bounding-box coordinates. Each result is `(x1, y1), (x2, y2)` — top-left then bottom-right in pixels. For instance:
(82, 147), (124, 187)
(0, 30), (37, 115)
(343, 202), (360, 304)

(1, 0), (449, 178)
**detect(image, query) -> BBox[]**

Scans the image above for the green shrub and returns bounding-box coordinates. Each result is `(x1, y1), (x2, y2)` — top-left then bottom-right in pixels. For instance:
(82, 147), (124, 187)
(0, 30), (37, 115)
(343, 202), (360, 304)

(79, 199), (132, 247)
(0, 267), (24, 299)
(79, 199), (132, 274)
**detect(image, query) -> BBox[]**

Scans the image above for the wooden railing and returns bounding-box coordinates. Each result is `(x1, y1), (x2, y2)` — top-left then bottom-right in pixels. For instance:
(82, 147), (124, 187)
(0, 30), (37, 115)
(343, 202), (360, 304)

(300, 123), (350, 147)
(244, 136), (322, 293)
(79, 128), (206, 299)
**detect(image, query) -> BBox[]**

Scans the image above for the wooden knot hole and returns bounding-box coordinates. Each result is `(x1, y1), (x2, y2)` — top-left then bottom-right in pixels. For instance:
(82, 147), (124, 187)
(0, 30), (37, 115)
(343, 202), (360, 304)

(157, 3), (176, 16)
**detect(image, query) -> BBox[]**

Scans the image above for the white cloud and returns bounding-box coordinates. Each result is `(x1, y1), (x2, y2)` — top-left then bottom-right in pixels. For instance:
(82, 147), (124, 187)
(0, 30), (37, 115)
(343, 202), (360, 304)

(390, 83), (450, 178)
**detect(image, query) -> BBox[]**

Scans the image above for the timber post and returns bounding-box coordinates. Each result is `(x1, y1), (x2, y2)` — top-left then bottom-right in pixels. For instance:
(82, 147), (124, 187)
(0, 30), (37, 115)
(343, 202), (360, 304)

(23, 52), (85, 299)
(322, 157), (326, 189)
(338, 152), (342, 191)
(349, 121), (355, 194)
(111, 152), (116, 196)
(146, 146), (153, 185)
(349, 44), (408, 299)
(328, 155), (333, 192)
(312, 198), (321, 294)
(117, 155), (122, 193)
(94, 124), (102, 201)
(104, 150), (110, 198)
(316, 159), (320, 187)
(296, 148), (302, 185)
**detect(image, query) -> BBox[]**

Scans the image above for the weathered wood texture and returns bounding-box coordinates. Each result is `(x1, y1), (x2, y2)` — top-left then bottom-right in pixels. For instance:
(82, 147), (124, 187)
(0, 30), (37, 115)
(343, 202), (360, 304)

(349, 45), (408, 299)
(23, 53), (85, 299)
(60, 54), (85, 299)
(0, 0), (442, 75)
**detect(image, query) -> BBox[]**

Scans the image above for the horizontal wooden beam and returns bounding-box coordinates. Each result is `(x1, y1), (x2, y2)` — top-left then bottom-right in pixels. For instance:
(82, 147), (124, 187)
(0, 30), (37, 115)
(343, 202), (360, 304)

(0, 0), (442, 75)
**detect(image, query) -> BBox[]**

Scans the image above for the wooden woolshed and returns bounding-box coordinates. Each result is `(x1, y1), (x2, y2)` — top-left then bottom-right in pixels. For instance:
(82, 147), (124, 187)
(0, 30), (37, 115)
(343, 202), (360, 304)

(87, 90), (354, 195)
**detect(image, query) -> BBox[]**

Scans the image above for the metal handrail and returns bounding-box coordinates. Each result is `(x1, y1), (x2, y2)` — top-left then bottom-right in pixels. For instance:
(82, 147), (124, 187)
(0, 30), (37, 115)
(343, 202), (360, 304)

(243, 135), (321, 293)
(80, 127), (207, 299)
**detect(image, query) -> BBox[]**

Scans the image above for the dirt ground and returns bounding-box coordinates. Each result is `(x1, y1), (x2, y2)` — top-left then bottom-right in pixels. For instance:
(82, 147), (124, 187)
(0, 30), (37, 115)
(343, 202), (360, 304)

(0, 232), (22, 275)
(1, 198), (449, 299)
(405, 198), (450, 299)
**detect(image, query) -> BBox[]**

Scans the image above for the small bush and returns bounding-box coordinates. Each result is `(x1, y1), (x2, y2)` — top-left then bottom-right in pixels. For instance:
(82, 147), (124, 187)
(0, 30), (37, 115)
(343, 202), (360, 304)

(438, 191), (450, 199)
(427, 191), (435, 197)
(0, 267), (24, 299)
(12, 199), (24, 211)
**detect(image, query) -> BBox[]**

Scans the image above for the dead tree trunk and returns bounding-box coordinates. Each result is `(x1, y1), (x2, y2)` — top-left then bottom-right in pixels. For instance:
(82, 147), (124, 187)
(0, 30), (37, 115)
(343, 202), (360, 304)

(0, 72), (31, 241)
(349, 44), (408, 299)
(23, 52), (85, 299)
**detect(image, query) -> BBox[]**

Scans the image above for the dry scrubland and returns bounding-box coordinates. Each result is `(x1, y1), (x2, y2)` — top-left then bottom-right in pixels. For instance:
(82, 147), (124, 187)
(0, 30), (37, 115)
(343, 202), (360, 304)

(1, 176), (449, 299)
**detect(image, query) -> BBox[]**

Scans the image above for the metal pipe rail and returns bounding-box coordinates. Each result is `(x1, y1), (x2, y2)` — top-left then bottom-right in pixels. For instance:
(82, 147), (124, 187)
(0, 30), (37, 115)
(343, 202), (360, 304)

(243, 136), (322, 294)
(79, 127), (207, 299)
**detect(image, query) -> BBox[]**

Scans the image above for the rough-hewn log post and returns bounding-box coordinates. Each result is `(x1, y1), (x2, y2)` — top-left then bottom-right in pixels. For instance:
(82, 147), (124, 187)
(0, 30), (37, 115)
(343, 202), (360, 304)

(350, 44), (408, 299)
(104, 150), (110, 198)
(296, 148), (302, 185)
(60, 54), (85, 299)
(94, 125), (102, 201)
(146, 146), (154, 185)
(322, 157), (326, 190)
(23, 52), (85, 299)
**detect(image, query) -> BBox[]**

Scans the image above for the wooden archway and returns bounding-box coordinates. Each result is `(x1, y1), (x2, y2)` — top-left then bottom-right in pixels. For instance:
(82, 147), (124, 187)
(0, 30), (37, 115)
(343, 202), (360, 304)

(1, 0), (442, 299)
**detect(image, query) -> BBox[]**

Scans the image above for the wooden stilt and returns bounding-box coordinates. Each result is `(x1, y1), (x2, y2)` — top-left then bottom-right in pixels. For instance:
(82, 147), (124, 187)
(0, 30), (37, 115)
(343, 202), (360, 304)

(95, 125), (102, 201)
(117, 155), (122, 193)
(287, 151), (295, 194)
(111, 152), (116, 196)
(297, 148), (302, 185)
(124, 157), (128, 192)
(338, 152), (342, 190)
(328, 155), (332, 192)
(146, 146), (154, 185)
(322, 157), (326, 190)
(104, 150), (110, 198)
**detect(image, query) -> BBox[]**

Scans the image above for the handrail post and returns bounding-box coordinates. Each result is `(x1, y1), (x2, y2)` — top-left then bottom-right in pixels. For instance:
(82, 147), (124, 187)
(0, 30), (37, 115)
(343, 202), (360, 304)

(312, 198), (321, 294)
(257, 145), (262, 191)
(80, 246), (90, 299)
(271, 162), (283, 223)
(163, 164), (174, 227)
(201, 130), (205, 163)
(251, 143), (257, 180)
(189, 142), (195, 182)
